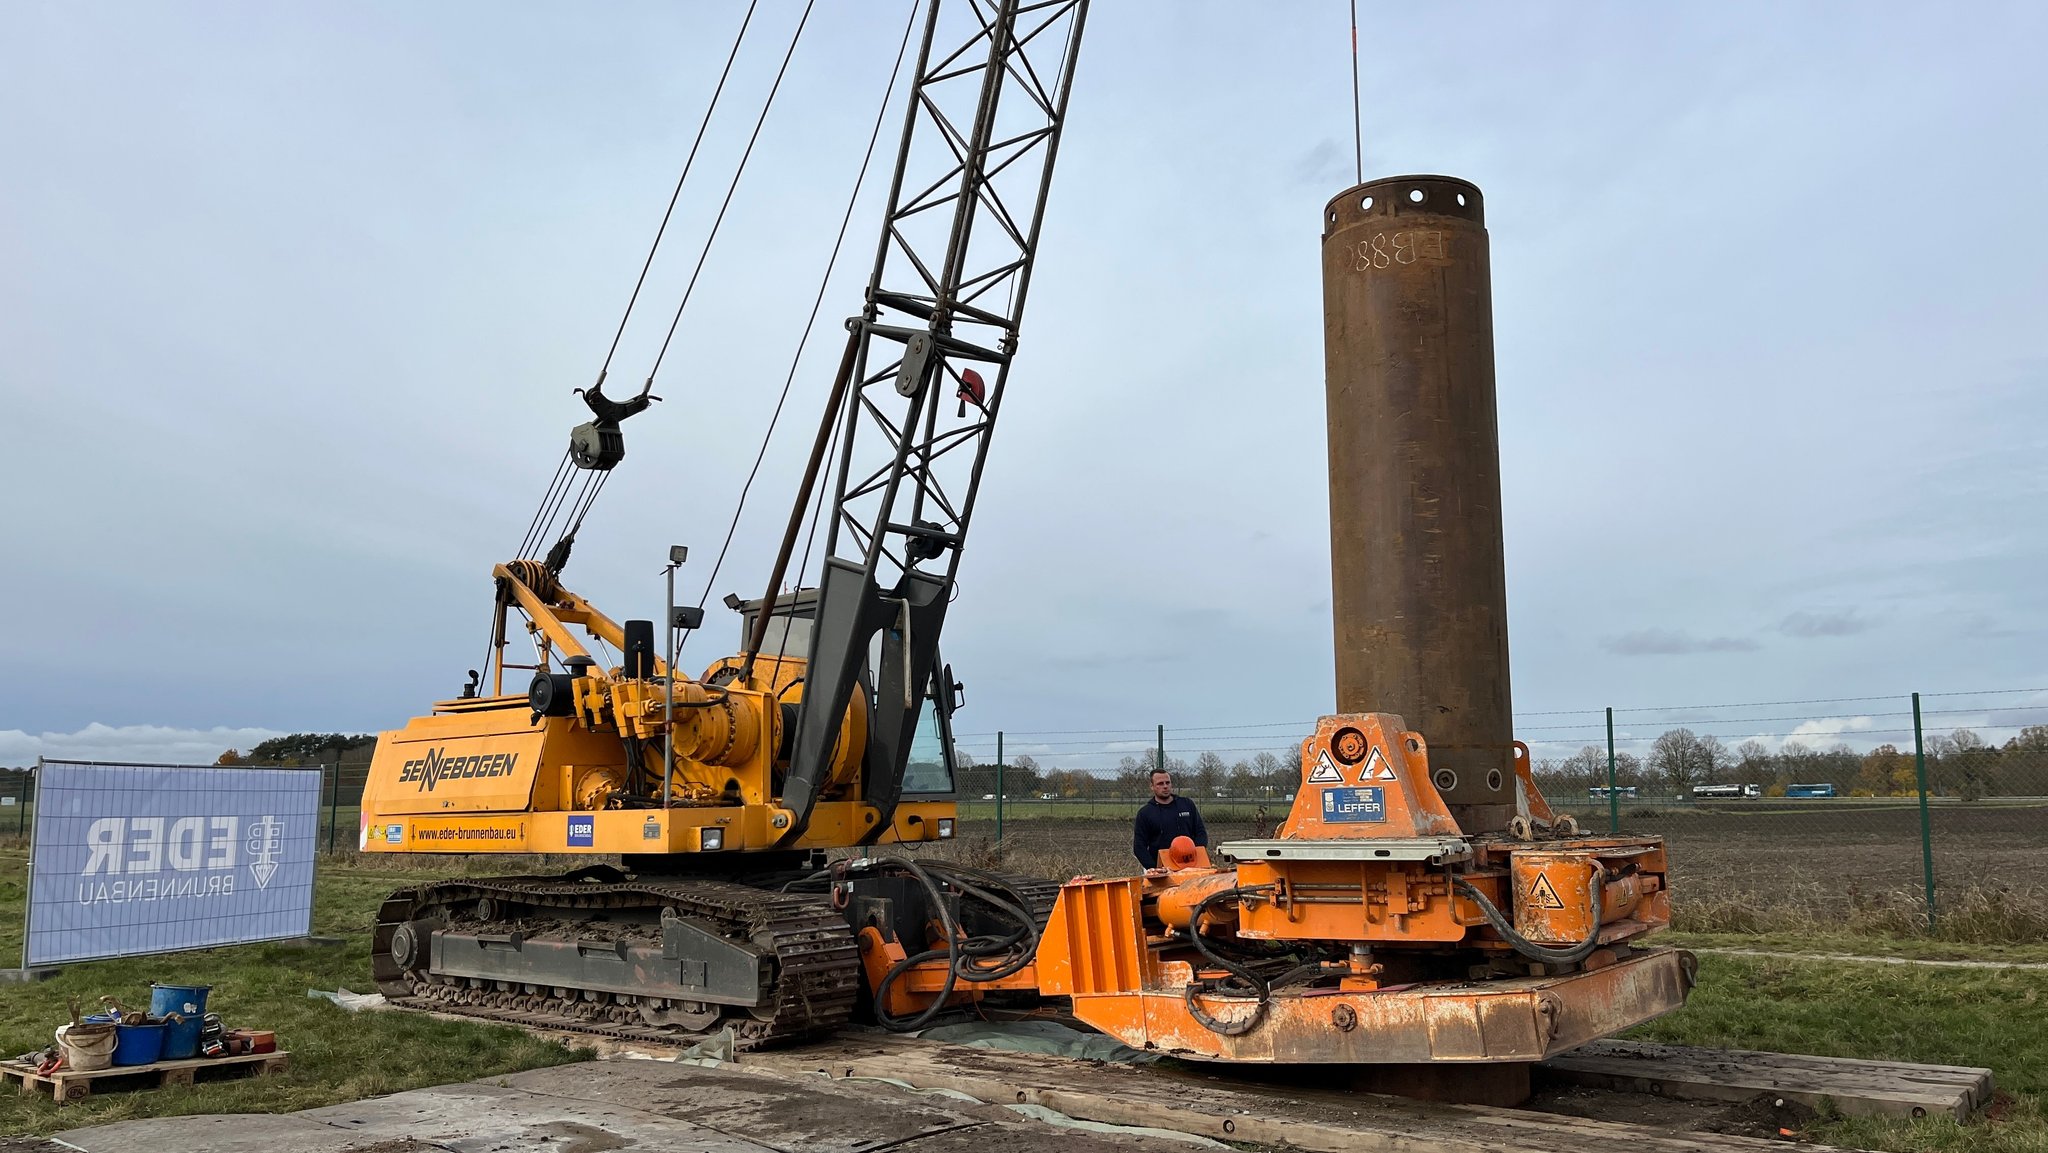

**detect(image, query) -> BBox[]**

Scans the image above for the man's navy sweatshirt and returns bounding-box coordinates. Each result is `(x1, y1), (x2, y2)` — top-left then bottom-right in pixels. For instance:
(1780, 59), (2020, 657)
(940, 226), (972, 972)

(1133, 796), (1208, 867)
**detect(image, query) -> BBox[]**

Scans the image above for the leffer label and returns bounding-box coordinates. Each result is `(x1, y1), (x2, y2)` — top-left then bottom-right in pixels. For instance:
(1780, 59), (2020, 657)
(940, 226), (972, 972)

(567, 815), (596, 847)
(1321, 786), (1387, 823)
(397, 748), (521, 792)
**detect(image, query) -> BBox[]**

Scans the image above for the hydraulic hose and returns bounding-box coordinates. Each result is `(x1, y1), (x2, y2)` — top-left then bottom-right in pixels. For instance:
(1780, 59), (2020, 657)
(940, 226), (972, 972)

(870, 858), (961, 1032)
(845, 857), (1043, 1032)
(1454, 875), (1605, 966)
(1180, 885), (1307, 1038)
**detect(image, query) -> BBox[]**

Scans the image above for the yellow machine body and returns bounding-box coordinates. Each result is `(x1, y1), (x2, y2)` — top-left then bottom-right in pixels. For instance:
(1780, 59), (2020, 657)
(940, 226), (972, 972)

(358, 563), (955, 857)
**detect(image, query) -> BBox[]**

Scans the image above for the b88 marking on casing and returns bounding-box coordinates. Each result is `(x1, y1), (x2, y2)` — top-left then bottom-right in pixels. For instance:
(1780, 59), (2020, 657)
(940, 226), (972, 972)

(1345, 229), (1449, 272)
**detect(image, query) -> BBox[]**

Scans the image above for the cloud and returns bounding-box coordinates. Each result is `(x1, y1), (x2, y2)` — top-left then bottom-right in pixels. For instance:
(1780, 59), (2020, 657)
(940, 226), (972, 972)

(1782, 716), (1876, 745)
(1292, 139), (1356, 187)
(1958, 614), (2021, 640)
(0, 724), (288, 768)
(1778, 608), (1873, 638)
(1599, 629), (1759, 656)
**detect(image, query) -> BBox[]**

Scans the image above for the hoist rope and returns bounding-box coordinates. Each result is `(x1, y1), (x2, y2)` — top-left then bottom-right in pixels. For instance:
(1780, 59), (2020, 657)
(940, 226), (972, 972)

(644, 0), (820, 386)
(513, 6), (763, 565)
(522, 0), (819, 575)
(1350, 0), (1363, 185)
(684, 0), (924, 644)
(593, 0), (764, 386)
(768, 360), (848, 671)
(515, 449), (574, 561)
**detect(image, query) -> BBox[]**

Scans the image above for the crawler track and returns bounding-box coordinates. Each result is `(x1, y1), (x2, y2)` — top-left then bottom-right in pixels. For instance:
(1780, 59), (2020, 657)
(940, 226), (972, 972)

(371, 864), (1061, 1050)
(373, 872), (860, 1049)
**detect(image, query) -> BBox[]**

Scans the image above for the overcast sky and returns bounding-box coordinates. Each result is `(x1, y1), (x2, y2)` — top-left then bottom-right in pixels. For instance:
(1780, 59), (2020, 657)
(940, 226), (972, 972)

(3, 1), (2044, 771)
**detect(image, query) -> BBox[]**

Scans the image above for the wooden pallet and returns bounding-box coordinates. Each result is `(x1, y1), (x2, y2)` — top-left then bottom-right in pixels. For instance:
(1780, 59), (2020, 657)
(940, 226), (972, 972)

(1543, 1040), (1993, 1121)
(0, 1050), (288, 1103)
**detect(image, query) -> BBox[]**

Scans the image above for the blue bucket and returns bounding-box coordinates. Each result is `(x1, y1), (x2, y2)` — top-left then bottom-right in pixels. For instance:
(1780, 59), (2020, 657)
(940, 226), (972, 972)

(150, 983), (211, 1019)
(112, 1021), (166, 1066)
(158, 1013), (202, 1060)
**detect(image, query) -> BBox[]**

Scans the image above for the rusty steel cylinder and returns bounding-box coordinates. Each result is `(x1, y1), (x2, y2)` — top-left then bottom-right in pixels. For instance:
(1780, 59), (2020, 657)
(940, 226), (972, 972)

(1320, 175), (1515, 834)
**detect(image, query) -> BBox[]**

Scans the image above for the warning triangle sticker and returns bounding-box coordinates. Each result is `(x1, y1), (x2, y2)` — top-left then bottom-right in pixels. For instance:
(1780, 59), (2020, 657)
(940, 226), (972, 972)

(1307, 750), (1343, 783)
(1360, 746), (1397, 781)
(1528, 873), (1566, 910)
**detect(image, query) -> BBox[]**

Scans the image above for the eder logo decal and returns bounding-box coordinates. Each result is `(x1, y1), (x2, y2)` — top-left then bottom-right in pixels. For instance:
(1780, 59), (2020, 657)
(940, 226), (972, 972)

(1528, 872), (1566, 910)
(567, 815), (595, 847)
(1307, 750), (1344, 783)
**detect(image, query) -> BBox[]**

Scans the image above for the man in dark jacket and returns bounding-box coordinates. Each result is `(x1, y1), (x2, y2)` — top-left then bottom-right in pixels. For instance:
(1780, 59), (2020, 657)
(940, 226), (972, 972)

(1133, 768), (1208, 868)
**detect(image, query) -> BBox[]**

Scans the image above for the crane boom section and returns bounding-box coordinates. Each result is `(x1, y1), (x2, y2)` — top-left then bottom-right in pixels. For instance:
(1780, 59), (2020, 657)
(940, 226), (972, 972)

(781, 0), (1089, 836)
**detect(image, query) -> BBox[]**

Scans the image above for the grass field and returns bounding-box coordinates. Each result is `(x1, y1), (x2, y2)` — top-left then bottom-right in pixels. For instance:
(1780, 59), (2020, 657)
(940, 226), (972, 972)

(0, 851), (584, 1137)
(1626, 954), (2047, 1153)
(0, 830), (2042, 1149)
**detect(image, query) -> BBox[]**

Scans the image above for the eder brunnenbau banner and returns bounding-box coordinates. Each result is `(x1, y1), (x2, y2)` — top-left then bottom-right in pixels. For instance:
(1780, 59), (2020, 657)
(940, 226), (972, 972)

(25, 761), (321, 967)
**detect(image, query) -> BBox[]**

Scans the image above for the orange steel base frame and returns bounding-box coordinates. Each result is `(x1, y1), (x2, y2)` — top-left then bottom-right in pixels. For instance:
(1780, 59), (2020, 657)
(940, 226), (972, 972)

(868, 712), (1695, 1064)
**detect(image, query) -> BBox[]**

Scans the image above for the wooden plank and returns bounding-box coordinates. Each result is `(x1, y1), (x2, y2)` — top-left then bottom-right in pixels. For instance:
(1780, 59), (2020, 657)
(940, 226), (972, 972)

(1542, 1041), (1992, 1120)
(0, 1050), (288, 1104)
(745, 1034), (1861, 1153)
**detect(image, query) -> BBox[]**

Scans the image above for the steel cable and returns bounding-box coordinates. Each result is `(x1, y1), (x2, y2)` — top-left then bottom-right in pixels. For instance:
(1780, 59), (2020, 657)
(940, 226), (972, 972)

(514, 6), (762, 567)
(687, 0), (924, 636)
(592, 0), (764, 385)
(643, 0), (819, 386)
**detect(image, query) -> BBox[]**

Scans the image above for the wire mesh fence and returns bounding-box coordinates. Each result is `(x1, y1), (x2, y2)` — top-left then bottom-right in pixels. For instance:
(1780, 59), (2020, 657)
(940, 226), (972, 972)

(3, 687), (2038, 943)
(950, 686), (2048, 942)
(0, 747), (380, 859)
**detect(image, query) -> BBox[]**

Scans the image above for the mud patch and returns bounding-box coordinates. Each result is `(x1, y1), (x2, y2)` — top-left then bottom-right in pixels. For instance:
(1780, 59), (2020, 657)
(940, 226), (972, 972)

(1528, 1082), (1818, 1141)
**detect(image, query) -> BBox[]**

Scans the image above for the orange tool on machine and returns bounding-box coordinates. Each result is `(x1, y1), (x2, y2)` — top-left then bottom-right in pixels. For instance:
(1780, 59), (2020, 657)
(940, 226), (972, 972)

(854, 712), (1689, 1073)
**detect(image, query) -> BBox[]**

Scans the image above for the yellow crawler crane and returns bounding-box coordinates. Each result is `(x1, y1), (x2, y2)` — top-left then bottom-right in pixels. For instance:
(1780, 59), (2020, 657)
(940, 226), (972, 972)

(361, 0), (1088, 1046)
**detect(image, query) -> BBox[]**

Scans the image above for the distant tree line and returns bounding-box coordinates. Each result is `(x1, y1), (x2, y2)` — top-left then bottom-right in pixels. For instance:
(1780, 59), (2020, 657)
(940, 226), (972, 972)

(191, 723), (2048, 804)
(1532, 725), (2048, 800)
(217, 733), (377, 767)
(954, 746), (1306, 800)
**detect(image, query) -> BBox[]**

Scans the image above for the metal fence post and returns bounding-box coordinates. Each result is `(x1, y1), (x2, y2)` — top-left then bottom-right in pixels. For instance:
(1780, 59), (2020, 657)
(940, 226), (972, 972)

(1157, 724), (1165, 775)
(994, 730), (1004, 849)
(1912, 691), (1936, 931)
(1606, 707), (1620, 834)
(326, 758), (342, 855)
(16, 767), (27, 836)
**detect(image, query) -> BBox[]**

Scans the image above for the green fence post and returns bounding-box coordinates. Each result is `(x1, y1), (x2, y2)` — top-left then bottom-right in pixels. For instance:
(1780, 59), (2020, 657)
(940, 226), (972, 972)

(995, 730), (1004, 850)
(326, 758), (342, 855)
(1606, 707), (1620, 834)
(16, 767), (28, 836)
(1912, 692), (1936, 932)
(1156, 724), (1165, 777)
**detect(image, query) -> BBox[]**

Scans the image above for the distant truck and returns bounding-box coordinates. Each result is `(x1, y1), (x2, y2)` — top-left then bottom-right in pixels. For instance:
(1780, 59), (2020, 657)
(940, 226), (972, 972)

(1785, 782), (1838, 798)
(1690, 783), (1761, 799)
